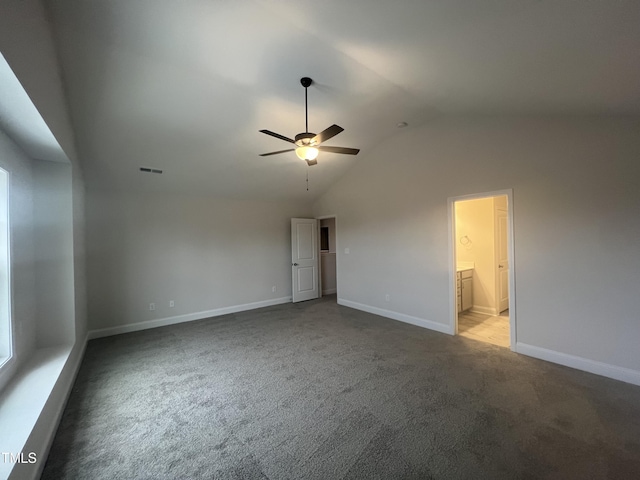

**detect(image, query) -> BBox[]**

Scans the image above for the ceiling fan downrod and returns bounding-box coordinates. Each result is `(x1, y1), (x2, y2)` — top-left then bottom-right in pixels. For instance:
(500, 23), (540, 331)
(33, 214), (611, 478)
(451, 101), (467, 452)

(301, 77), (312, 134)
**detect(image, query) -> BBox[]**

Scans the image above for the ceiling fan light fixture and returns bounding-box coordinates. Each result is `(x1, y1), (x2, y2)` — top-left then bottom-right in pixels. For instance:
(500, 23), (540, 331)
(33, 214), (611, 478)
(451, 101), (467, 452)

(295, 146), (319, 161)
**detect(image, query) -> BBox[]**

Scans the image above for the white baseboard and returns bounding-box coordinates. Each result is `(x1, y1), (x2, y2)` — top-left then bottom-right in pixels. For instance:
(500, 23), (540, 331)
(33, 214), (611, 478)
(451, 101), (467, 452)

(516, 342), (640, 387)
(322, 288), (337, 295)
(88, 296), (292, 340)
(470, 305), (498, 316)
(338, 298), (454, 335)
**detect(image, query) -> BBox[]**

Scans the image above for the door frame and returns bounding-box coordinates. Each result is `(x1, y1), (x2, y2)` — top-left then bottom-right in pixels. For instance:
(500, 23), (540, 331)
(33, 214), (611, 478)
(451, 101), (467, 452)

(495, 207), (509, 313)
(315, 214), (338, 299)
(447, 189), (517, 351)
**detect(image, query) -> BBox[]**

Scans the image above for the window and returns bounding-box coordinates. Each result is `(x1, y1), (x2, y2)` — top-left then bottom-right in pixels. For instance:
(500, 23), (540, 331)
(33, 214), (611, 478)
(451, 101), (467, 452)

(0, 167), (11, 370)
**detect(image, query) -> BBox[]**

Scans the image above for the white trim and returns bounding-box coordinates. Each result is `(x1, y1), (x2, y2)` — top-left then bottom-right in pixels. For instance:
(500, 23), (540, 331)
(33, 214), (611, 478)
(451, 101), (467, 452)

(322, 288), (337, 295)
(30, 335), (88, 480)
(338, 298), (454, 335)
(88, 297), (292, 340)
(448, 189), (517, 351)
(447, 200), (458, 334)
(0, 167), (13, 393)
(516, 342), (640, 387)
(0, 340), (85, 480)
(470, 305), (499, 316)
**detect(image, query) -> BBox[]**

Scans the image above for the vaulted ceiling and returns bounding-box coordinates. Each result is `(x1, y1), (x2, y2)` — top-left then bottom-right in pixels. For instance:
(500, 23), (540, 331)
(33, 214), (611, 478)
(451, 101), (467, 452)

(44, 0), (640, 200)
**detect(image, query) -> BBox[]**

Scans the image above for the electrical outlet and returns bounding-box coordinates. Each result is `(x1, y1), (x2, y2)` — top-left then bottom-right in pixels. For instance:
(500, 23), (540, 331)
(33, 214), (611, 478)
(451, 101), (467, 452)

(344, 247), (350, 254)
(149, 303), (155, 311)
(169, 300), (174, 308)
(385, 294), (390, 302)
(272, 286), (277, 293)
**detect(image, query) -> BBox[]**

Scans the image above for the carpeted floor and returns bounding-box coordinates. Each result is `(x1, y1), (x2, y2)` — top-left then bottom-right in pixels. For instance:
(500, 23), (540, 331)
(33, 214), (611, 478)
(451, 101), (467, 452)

(42, 296), (640, 479)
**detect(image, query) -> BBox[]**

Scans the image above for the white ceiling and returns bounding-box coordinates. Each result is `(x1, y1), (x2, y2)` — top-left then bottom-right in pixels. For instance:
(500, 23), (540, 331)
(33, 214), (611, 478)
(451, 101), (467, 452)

(44, 0), (640, 201)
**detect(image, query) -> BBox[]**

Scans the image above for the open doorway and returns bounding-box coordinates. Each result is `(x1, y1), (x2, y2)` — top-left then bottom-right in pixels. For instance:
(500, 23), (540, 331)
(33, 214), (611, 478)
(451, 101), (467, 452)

(318, 216), (337, 300)
(449, 190), (515, 350)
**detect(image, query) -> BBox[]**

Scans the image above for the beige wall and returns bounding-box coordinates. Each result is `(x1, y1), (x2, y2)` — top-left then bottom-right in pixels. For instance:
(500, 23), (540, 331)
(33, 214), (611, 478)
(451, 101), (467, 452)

(455, 195), (508, 315)
(455, 197), (497, 314)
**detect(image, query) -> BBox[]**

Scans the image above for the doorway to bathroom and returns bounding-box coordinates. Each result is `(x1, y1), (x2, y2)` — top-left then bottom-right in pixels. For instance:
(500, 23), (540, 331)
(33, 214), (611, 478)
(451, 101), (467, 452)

(449, 190), (515, 349)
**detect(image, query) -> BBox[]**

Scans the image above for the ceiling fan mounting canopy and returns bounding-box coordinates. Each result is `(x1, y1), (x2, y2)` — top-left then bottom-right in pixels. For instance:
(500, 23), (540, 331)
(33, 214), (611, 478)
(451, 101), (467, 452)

(295, 132), (316, 146)
(258, 76), (359, 165)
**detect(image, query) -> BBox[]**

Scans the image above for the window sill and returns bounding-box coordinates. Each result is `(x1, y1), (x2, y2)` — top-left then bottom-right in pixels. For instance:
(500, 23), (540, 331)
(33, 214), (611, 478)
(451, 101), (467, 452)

(0, 345), (73, 480)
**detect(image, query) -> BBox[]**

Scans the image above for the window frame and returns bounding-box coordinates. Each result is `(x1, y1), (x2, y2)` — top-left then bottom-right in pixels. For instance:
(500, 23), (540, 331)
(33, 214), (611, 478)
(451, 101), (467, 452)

(0, 166), (14, 392)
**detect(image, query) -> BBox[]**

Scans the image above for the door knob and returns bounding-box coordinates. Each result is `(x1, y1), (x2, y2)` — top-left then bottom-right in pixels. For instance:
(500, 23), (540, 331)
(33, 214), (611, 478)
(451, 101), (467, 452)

(499, 264), (504, 268)
(292, 263), (299, 266)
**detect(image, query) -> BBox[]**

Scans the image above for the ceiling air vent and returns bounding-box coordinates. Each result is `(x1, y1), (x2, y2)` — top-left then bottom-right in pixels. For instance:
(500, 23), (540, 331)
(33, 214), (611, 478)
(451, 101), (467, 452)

(139, 167), (163, 174)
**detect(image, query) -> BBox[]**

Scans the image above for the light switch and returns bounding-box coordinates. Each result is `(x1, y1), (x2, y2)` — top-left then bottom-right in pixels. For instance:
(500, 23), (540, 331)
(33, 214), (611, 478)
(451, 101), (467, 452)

(344, 248), (350, 254)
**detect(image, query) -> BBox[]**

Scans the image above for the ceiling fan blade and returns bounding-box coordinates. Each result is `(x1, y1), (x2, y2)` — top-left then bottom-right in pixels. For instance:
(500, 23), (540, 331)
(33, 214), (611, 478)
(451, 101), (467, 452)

(312, 124), (344, 145)
(259, 130), (295, 144)
(306, 159), (318, 166)
(259, 149), (295, 157)
(318, 146), (360, 155)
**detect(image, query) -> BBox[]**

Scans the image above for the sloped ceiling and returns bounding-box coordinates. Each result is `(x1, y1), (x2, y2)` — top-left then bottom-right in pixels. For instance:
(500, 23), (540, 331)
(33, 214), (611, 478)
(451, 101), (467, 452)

(44, 0), (640, 201)
(0, 52), (69, 164)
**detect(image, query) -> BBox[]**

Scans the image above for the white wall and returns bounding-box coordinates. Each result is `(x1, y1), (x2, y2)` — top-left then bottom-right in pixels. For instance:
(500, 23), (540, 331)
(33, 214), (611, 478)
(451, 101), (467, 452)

(0, 128), (83, 480)
(0, 0), (80, 165)
(33, 160), (76, 347)
(0, 0), (86, 352)
(72, 165), (87, 343)
(86, 191), (312, 331)
(0, 1), (87, 478)
(313, 116), (640, 379)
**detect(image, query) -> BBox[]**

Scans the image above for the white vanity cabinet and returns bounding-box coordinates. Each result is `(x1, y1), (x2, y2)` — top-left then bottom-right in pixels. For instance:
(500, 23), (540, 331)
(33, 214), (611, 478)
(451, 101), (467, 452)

(457, 269), (473, 313)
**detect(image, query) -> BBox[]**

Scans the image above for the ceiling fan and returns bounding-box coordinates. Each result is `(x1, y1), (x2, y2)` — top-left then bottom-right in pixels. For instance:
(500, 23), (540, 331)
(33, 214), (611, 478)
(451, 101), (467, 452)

(259, 77), (359, 166)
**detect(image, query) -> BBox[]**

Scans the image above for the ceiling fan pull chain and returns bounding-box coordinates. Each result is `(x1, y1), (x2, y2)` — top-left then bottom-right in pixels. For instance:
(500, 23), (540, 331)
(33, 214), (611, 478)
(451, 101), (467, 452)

(306, 167), (309, 191)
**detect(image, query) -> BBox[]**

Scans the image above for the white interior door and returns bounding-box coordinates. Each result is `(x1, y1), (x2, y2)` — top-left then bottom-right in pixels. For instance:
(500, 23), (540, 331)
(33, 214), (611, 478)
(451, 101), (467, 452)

(497, 208), (509, 312)
(291, 218), (319, 303)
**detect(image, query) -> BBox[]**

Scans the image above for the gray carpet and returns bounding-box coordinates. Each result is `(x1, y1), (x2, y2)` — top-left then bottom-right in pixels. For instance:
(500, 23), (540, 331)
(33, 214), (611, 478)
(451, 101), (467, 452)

(42, 296), (640, 479)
